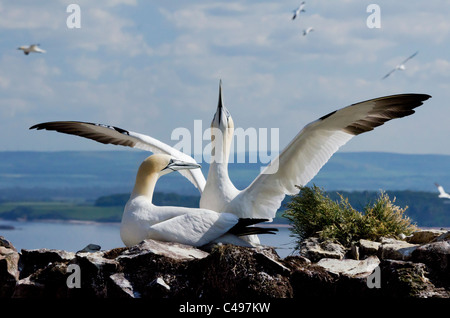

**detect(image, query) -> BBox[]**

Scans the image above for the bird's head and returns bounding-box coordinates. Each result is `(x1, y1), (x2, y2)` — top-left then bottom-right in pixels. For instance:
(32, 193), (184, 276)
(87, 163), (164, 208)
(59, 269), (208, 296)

(211, 80), (234, 133)
(138, 154), (201, 178)
(210, 81), (234, 162)
(132, 154), (200, 198)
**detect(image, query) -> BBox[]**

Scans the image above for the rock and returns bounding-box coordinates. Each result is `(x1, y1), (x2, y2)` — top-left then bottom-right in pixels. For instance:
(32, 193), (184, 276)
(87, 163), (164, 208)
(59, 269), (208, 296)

(406, 229), (447, 244)
(254, 246), (291, 274)
(194, 244), (293, 299)
(299, 237), (346, 262)
(289, 263), (336, 298)
(148, 277), (171, 297)
(316, 256), (380, 278)
(379, 259), (450, 298)
(358, 239), (381, 259)
(0, 237), (20, 297)
(119, 239), (209, 261)
(0, 236), (16, 251)
(1, 235), (449, 299)
(19, 248), (75, 279)
(378, 238), (418, 261)
(108, 273), (136, 298)
(12, 275), (45, 298)
(76, 243), (101, 253)
(12, 262), (69, 298)
(71, 251), (120, 297)
(411, 240), (450, 286)
(434, 231), (450, 242)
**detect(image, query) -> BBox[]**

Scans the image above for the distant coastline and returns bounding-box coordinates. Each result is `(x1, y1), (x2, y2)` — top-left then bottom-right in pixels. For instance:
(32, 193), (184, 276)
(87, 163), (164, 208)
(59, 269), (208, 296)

(0, 224), (15, 230)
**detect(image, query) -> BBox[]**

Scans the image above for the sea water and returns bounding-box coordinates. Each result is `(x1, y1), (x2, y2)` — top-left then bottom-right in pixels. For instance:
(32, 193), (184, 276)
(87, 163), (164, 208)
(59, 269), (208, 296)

(0, 220), (297, 258)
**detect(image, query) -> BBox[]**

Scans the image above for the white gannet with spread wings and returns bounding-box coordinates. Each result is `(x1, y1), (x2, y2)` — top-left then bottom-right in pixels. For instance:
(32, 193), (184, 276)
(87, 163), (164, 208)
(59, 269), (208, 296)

(382, 51), (418, 80)
(292, 2), (306, 20)
(302, 27), (314, 36)
(199, 89), (431, 230)
(435, 183), (450, 199)
(17, 44), (46, 55)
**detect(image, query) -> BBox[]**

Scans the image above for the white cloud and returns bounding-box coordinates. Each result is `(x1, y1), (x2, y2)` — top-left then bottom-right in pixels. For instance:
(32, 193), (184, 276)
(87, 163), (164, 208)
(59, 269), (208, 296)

(0, 1), (449, 155)
(71, 56), (119, 80)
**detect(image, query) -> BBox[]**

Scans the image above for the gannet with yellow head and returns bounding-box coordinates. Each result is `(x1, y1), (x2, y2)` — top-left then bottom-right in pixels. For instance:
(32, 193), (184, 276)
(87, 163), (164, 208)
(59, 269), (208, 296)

(120, 154), (276, 247)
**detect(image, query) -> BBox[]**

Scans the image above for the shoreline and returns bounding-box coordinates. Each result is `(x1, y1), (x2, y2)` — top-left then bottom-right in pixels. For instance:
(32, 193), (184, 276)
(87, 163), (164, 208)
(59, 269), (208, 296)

(2, 217), (449, 232)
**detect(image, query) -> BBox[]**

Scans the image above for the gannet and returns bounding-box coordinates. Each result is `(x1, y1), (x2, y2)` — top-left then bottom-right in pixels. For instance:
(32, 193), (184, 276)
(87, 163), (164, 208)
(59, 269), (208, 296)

(302, 27), (314, 36)
(434, 183), (450, 199)
(382, 51), (418, 80)
(199, 89), (430, 221)
(17, 44), (46, 55)
(119, 153), (276, 247)
(30, 87), (431, 243)
(292, 2), (306, 20)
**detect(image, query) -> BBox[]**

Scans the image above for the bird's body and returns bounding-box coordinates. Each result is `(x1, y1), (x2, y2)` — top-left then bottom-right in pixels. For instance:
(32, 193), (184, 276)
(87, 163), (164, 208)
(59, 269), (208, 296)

(119, 154), (276, 247)
(382, 51), (418, 80)
(292, 2), (306, 20)
(17, 44), (46, 55)
(435, 183), (450, 199)
(302, 27), (314, 36)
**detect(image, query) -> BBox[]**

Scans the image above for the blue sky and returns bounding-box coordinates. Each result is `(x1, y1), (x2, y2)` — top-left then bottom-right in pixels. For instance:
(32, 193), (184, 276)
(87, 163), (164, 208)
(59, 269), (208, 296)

(1, 0), (449, 156)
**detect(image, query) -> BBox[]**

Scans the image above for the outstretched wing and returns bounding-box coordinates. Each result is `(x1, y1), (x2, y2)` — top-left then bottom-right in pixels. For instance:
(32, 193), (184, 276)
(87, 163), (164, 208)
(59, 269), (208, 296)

(30, 121), (206, 193)
(381, 68), (396, 80)
(401, 51), (418, 65)
(238, 94), (431, 219)
(435, 182), (447, 195)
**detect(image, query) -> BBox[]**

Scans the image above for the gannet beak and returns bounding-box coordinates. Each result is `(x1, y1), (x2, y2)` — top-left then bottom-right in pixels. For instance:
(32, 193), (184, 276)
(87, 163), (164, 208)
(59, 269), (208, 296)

(162, 159), (201, 172)
(213, 80), (231, 127)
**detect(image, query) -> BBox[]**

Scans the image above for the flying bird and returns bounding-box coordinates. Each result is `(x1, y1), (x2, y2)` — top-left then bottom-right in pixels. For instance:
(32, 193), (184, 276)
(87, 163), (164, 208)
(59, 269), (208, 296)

(303, 27), (314, 36)
(292, 2), (306, 20)
(17, 44), (46, 55)
(434, 183), (450, 199)
(382, 51), (418, 80)
(30, 85), (431, 244)
(119, 154), (277, 247)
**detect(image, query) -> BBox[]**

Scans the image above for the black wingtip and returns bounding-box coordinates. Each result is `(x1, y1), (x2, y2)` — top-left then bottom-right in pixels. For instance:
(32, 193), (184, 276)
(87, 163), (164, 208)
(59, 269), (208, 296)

(228, 218), (278, 237)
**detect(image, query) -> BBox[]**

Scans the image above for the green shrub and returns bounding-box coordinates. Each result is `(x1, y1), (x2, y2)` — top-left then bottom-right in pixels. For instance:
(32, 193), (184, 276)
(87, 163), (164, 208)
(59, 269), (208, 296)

(282, 185), (417, 249)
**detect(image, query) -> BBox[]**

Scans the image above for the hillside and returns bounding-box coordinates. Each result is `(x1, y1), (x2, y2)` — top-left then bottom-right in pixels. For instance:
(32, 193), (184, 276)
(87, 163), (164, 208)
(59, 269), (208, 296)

(0, 151), (449, 226)
(1, 151), (450, 198)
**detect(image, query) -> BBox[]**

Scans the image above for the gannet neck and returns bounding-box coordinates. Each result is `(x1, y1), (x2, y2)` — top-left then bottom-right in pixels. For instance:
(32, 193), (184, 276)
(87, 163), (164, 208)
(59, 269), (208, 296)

(131, 167), (159, 202)
(130, 154), (201, 201)
(208, 157), (231, 182)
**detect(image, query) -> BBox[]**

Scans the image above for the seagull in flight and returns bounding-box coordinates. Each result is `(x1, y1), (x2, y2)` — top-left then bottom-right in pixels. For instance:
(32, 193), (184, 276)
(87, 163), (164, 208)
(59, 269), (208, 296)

(303, 27), (314, 36)
(382, 51), (418, 80)
(292, 2), (306, 20)
(17, 44), (46, 55)
(435, 183), (450, 199)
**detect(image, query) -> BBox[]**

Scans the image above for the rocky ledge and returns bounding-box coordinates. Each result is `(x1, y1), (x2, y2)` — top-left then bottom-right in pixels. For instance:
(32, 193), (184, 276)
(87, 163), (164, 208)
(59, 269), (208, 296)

(1, 229), (449, 299)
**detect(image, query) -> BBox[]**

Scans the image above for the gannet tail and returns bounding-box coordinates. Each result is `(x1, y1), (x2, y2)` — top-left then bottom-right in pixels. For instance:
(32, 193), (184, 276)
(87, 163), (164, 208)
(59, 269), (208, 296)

(228, 218), (278, 236)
